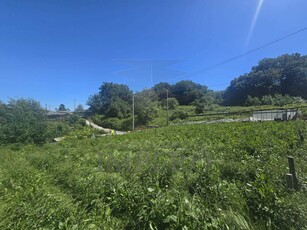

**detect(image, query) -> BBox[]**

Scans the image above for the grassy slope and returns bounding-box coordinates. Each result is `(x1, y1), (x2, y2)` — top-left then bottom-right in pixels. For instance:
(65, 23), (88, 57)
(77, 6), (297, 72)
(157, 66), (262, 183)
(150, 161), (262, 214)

(1, 121), (307, 229)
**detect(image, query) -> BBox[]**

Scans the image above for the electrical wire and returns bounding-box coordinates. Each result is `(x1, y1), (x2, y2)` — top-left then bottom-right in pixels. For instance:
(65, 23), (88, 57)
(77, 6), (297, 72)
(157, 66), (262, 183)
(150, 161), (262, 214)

(168, 27), (307, 82)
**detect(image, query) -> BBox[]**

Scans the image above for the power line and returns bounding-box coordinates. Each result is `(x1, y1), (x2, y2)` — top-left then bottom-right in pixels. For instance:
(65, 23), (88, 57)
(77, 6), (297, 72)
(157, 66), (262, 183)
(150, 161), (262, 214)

(169, 27), (307, 81)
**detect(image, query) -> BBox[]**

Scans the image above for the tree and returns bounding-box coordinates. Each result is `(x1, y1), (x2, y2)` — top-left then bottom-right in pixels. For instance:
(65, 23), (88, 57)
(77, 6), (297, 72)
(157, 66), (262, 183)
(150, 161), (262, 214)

(57, 104), (70, 112)
(87, 82), (132, 117)
(170, 80), (208, 105)
(170, 110), (188, 121)
(210, 90), (225, 105)
(134, 89), (159, 125)
(87, 94), (102, 114)
(0, 99), (48, 144)
(162, 97), (179, 110)
(105, 99), (131, 118)
(194, 94), (214, 114)
(75, 104), (85, 113)
(152, 82), (171, 100)
(224, 53), (307, 105)
(261, 95), (274, 105)
(0, 101), (7, 142)
(244, 96), (261, 106)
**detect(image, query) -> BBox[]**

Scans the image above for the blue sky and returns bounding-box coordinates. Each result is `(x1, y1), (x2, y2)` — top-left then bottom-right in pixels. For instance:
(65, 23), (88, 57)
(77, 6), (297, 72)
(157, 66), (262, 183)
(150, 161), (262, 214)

(0, 0), (306, 110)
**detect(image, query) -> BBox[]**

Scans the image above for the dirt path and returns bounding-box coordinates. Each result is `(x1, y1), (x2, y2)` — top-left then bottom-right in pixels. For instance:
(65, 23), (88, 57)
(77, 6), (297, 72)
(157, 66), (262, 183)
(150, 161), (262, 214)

(85, 120), (126, 135)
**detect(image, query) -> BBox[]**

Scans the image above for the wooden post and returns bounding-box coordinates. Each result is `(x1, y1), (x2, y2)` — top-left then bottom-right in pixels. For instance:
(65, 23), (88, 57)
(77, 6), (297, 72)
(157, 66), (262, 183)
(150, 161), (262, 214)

(286, 173), (294, 189)
(288, 156), (298, 190)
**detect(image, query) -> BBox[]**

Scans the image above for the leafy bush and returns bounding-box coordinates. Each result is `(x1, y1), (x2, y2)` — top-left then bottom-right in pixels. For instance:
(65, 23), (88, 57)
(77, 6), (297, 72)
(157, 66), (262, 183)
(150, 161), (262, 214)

(161, 97), (179, 110)
(134, 89), (159, 125)
(245, 94), (306, 107)
(245, 95), (261, 106)
(46, 114), (87, 139)
(170, 110), (188, 121)
(261, 95), (275, 105)
(0, 99), (48, 144)
(87, 82), (132, 117)
(64, 114), (86, 127)
(91, 114), (132, 131)
(194, 94), (215, 114)
(105, 99), (131, 118)
(273, 94), (305, 106)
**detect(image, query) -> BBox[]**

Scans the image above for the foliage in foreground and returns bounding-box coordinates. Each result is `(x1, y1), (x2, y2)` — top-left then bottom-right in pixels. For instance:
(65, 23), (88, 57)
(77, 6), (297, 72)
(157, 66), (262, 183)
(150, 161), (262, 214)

(0, 99), (48, 144)
(0, 121), (307, 229)
(0, 98), (97, 145)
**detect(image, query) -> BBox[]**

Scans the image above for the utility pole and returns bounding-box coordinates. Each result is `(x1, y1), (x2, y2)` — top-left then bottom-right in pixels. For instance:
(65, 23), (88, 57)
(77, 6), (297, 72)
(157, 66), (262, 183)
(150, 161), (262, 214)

(74, 99), (76, 111)
(166, 89), (169, 126)
(132, 92), (135, 131)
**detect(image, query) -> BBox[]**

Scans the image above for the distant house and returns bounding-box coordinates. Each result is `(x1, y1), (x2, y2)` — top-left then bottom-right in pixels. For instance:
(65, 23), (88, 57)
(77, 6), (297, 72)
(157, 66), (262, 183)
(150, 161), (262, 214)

(251, 109), (298, 121)
(47, 111), (72, 120)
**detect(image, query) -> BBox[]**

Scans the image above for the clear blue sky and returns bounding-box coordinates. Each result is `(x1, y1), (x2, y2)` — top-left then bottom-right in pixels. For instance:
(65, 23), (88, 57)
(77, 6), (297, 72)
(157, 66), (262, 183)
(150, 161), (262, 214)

(0, 0), (306, 110)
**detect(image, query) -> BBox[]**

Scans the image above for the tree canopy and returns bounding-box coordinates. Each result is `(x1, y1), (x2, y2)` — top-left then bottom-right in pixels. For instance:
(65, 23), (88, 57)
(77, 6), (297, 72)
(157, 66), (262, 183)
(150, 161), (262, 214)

(152, 82), (171, 100)
(87, 82), (132, 118)
(0, 99), (48, 144)
(134, 89), (159, 125)
(75, 104), (85, 113)
(224, 53), (307, 105)
(57, 104), (70, 112)
(170, 80), (208, 105)
(88, 81), (210, 121)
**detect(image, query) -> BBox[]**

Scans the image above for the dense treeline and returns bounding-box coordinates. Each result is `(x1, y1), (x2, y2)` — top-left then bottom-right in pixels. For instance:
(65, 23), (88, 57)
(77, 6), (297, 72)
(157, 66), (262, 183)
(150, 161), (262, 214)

(152, 80), (208, 105)
(87, 53), (307, 124)
(224, 53), (307, 105)
(88, 80), (210, 113)
(87, 80), (217, 127)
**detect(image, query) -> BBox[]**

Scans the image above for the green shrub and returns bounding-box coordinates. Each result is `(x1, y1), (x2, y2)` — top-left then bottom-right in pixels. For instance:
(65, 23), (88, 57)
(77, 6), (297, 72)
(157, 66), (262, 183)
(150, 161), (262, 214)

(0, 99), (48, 144)
(245, 96), (261, 106)
(194, 94), (215, 114)
(170, 110), (188, 121)
(91, 114), (132, 131)
(162, 97), (179, 110)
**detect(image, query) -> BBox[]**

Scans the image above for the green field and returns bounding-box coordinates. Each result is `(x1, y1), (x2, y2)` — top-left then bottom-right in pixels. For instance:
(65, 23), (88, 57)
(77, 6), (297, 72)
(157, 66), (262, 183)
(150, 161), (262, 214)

(1, 121), (307, 229)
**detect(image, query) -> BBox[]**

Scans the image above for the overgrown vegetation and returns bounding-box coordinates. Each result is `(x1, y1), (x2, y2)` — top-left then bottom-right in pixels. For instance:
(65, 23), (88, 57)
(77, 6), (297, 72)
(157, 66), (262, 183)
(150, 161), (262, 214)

(84, 53), (307, 130)
(245, 94), (305, 107)
(0, 99), (48, 144)
(0, 121), (306, 229)
(47, 114), (89, 138)
(1, 52), (307, 228)
(0, 99), (97, 145)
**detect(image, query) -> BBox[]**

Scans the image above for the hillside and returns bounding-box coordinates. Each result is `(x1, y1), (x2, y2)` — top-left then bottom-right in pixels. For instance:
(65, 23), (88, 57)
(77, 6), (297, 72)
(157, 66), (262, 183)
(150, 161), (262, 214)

(1, 121), (307, 229)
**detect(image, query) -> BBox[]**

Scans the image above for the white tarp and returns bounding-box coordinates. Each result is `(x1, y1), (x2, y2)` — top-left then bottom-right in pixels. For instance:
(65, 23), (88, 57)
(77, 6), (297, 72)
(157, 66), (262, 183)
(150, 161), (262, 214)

(252, 110), (297, 121)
